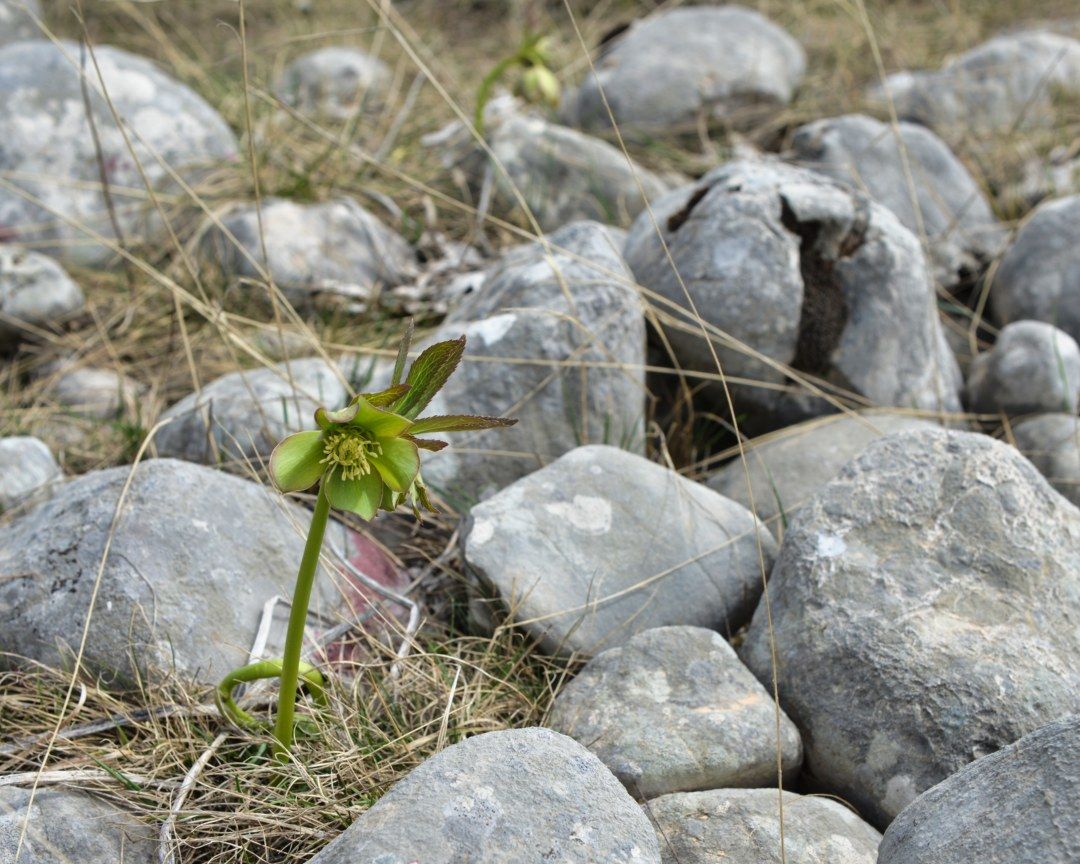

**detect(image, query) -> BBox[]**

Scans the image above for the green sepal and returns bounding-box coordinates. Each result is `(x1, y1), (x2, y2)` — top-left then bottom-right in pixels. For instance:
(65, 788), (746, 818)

(268, 430), (325, 492)
(324, 469), (384, 520)
(370, 436), (421, 493)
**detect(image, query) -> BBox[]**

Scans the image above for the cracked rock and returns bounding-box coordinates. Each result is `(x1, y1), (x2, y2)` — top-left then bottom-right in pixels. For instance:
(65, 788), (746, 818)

(740, 428), (1080, 827)
(624, 159), (961, 429)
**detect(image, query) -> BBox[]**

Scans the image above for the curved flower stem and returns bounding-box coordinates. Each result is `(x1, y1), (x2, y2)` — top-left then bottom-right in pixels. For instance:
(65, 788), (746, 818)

(272, 484), (332, 758)
(216, 658), (327, 731)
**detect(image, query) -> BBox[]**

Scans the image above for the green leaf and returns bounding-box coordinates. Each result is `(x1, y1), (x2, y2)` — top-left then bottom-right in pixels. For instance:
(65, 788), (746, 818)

(349, 396), (412, 437)
(370, 436), (420, 492)
(324, 469), (383, 520)
(391, 319), (415, 387)
(393, 337), (466, 419)
(409, 413), (517, 435)
(269, 430), (325, 491)
(363, 383), (410, 408)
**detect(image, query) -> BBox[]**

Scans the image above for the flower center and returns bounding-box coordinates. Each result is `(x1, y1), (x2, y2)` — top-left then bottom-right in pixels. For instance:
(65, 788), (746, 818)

(321, 428), (382, 481)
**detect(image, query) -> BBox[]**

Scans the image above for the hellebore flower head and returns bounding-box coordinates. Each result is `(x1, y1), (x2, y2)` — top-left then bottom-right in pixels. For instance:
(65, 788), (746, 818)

(268, 331), (515, 520)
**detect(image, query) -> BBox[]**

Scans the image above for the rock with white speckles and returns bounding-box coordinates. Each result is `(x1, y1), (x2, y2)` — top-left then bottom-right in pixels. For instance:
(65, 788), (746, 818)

(306, 728), (661, 864)
(649, 788), (881, 864)
(878, 716), (1079, 864)
(0, 0), (41, 48)
(740, 428), (1080, 827)
(705, 409), (939, 536)
(0, 436), (61, 512)
(0, 785), (157, 864)
(624, 159), (962, 430)
(464, 445), (777, 657)
(548, 626), (801, 798)
(0, 247), (84, 350)
(965, 320), (1080, 415)
(419, 221), (646, 507)
(203, 197), (417, 312)
(155, 357), (349, 467)
(0, 459), (348, 685)
(275, 46), (390, 120)
(0, 40), (238, 268)
(790, 114), (1004, 287)
(868, 31), (1080, 137)
(1012, 413), (1080, 505)
(561, 6), (806, 138)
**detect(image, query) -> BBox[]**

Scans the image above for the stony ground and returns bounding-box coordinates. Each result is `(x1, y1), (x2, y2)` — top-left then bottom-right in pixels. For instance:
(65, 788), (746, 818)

(0, 1), (1078, 863)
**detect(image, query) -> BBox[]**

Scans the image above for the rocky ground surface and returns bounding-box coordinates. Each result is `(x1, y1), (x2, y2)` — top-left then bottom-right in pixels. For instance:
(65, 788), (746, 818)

(0, 1), (1078, 863)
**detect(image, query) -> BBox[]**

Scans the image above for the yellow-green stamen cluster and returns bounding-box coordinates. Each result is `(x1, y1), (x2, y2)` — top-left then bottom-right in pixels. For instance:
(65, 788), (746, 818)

(321, 428), (382, 481)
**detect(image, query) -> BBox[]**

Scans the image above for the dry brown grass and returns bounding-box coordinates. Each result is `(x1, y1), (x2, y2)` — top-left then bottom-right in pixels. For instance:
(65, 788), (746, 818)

(3, 0), (1077, 861)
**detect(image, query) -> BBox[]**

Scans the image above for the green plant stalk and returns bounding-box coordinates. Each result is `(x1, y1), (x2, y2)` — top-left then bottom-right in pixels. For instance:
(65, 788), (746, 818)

(474, 53), (518, 136)
(217, 658), (327, 730)
(272, 483), (332, 757)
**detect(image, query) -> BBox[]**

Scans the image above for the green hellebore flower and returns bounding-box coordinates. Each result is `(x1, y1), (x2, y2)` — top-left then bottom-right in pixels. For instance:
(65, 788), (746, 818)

(269, 395), (419, 521)
(268, 333), (517, 520)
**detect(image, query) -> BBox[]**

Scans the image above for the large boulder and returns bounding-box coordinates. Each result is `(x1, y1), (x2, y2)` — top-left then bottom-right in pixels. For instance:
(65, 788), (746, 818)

(879, 716), (1079, 864)
(0, 247), (84, 351)
(275, 46), (390, 120)
(203, 196), (417, 312)
(740, 429), (1080, 827)
(306, 728), (660, 864)
(869, 31), (1080, 137)
(155, 357), (349, 466)
(463, 445), (776, 657)
(547, 625), (801, 799)
(648, 788), (881, 864)
(421, 221), (646, 506)
(991, 195), (1080, 343)
(0, 459), (346, 685)
(624, 159), (961, 428)
(0, 436), (61, 512)
(0, 786), (156, 864)
(425, 96), (676, 232)
(561, 5), (805, 137)
(1012, 413), (1080, 505)
(790, 114), (1003, 286)
(0, 40), (238, 267)
(706, 410), (939, 535)
(0, 0), (40, 47)
(965, 320), (1080, 415)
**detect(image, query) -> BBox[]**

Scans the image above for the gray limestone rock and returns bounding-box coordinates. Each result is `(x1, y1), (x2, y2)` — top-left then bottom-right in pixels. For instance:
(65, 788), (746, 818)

(0, 39), (238, 267)
(0, 785), (156, 864)
(275, 46), (390, 120)
(306, 728), (661, 864)
(463, 445), (777, 657)
(204, 196), (417, 312)
(878, 716), (1079, 864)
(869, 31), (1080, 136)
(991, 195), (1080, 342)
(0, 1), (41, 47)
(624, 159), (962, 428)
(420, 220), (646, 506)
(740, 428), (1080, 826)
(548, 625), (801, 799)
(38, 363), (144, 420)
(425, 95), (677, 231)
(562, 5), (805, 137)
(0, 247), (84, 350)
(1012, 413), (1080, 505)
(706, 410), (939, 535)
(648, 788), (882, 864)
(0, 436), (61, 512)
(155, 357), (349, 466)
(790, 114), (1004, 286)
(966, 320), (1080, 415)
(0, 459), (344, 685)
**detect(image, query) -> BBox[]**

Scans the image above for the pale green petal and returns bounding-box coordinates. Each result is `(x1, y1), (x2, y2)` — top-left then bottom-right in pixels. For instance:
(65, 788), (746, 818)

(315, 403), (359, 429)
(269, 430), (325, 491)
(324, 469), (383, 520)
(370, 436), (420, 493)
(351, 396), (412, 438)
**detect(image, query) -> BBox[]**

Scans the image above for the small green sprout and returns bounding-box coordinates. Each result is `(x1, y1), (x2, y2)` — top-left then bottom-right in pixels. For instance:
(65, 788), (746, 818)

(217, 325), (515, 757)
(475, 33), (561, 135)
